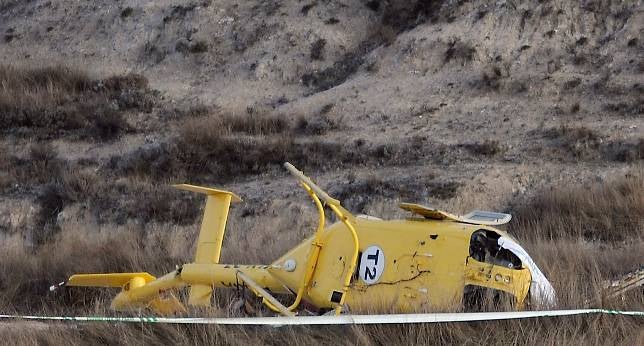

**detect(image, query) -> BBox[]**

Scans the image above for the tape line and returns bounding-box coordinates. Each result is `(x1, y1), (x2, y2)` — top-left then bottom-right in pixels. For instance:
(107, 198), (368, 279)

(0, 309), (642, 325)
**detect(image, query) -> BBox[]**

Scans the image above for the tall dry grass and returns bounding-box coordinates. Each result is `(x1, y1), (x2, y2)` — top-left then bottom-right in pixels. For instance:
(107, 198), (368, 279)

(1, 314), (642, 346)
(510, 172), (644, 242)
(0, 171), (642, 344)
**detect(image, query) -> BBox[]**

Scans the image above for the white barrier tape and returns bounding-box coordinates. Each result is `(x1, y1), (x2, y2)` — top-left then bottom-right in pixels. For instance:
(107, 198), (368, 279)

(0, 309), (642, 325)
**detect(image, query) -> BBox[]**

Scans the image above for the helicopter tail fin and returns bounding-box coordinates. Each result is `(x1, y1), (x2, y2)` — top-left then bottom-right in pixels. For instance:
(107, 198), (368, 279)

(173, 184), (241, 306)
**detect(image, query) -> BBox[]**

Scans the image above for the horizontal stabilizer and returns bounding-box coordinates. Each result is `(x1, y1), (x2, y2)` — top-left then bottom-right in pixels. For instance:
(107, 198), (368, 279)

(173, 184), (241, 202)
(67, 273), (156, 288)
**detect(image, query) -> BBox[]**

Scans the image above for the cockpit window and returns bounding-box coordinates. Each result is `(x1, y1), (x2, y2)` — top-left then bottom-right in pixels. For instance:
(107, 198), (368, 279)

(469, 229), (522, 269)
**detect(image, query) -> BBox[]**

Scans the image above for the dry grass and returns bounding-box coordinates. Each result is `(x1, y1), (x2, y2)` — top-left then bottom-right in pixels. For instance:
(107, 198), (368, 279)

(510, 172), (644, 242)
(0, 65), (149, 140)
(1, 314), (642, 345)
(0, 170), (642, 343)
(111, 112), (451, 182)
(543, 126), (644, 162)
(461, 140), (504, 156)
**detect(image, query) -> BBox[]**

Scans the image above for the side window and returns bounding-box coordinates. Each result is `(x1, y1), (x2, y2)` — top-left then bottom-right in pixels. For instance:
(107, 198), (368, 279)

(469, 229), (522, 269)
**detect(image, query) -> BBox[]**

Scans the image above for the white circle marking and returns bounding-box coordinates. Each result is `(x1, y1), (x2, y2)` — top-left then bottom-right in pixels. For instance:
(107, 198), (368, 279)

(359, 245), (385, 285)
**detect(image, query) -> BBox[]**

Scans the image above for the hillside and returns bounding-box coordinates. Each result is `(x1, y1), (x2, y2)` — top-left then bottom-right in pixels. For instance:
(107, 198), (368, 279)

(0, 0), (643, 344)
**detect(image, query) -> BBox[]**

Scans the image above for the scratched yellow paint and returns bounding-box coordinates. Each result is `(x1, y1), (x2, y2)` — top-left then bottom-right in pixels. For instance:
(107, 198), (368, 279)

(67, 163), (532, 316)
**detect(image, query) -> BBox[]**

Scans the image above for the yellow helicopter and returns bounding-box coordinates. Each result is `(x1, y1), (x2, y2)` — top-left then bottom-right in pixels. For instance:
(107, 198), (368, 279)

(64, 163), (555, 316)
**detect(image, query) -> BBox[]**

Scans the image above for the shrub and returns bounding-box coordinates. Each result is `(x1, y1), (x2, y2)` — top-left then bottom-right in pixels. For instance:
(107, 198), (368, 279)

(462, 140), (503, 156)
(443, 39), (476, 65)
(310, 39), (326, 60)
(111, 143), (180, 180)
(90, 108), (130, 141)
(33, 183), (70, 244)
(381, 0), (447, 31)
(543, 126), (601, 159)
(120, 7), (134, 18)
(24, 143), (64, 184)
(189, 40), (209, 54)
(0, 65), (151, 140)
(601, 138), (644, 162)
(295, 114), (337, 135)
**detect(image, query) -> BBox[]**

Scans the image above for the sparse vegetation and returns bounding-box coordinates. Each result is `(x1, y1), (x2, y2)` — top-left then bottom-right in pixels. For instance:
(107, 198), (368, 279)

(302, 50), (366, 91)
(330, 174), (461, 212)
(444, 39), (476, 65)
(544, 125), (601, 159)
(542, 126), (643, 162)
(189, 40), (209, 54)
(295, 112), (337, 135)
(601, 138), (644, 162)
(310, 39), (326, 60)
(381, 0), (447, 32)
(120, 7), (134, 18)
(471, 64), (504, 91)
(107, 111), (456, 182)
(462, 140), (503, 156)
(0, 65), (151, 140)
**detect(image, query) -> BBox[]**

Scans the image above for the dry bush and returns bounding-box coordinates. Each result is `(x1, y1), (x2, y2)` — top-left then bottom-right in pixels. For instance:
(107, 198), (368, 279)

(295, 113), (338, 135)
(189, 40), (209, 54)
(603, 100), (644, 116)
(543, 126), (643, 162)
(2, 143), (66, 192)
(31, 167), (101, 243)
(470, 64), (504, 91)
(120, 6), (134, 18)
(543, 125), (602, 159)
(0, 65), (148, 140)
(82, 181), (200, 226)
(90, 108), (131, 141)
(175, 115), (293, 179)
(461, 140), (503, 156)
(113, 114), (449, 182)
(109, 143), (181, 180)
(381, 0), (449, 31)
(120, 184), (201, 225)
(301, 50), (366, 91)
(443, 39), (476, 65)
(33, 183), (71, 244)
(601, 138), (644, 162)
(26, 143), (65, 183)
(329, 174), (460, 213)
(509, 172), (644, 242)
(310, 38), (326, 61)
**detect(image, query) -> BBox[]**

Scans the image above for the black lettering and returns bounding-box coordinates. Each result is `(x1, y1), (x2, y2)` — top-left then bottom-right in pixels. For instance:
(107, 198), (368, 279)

(364, 267), (377, 280)
(367, 249), (380, 265)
